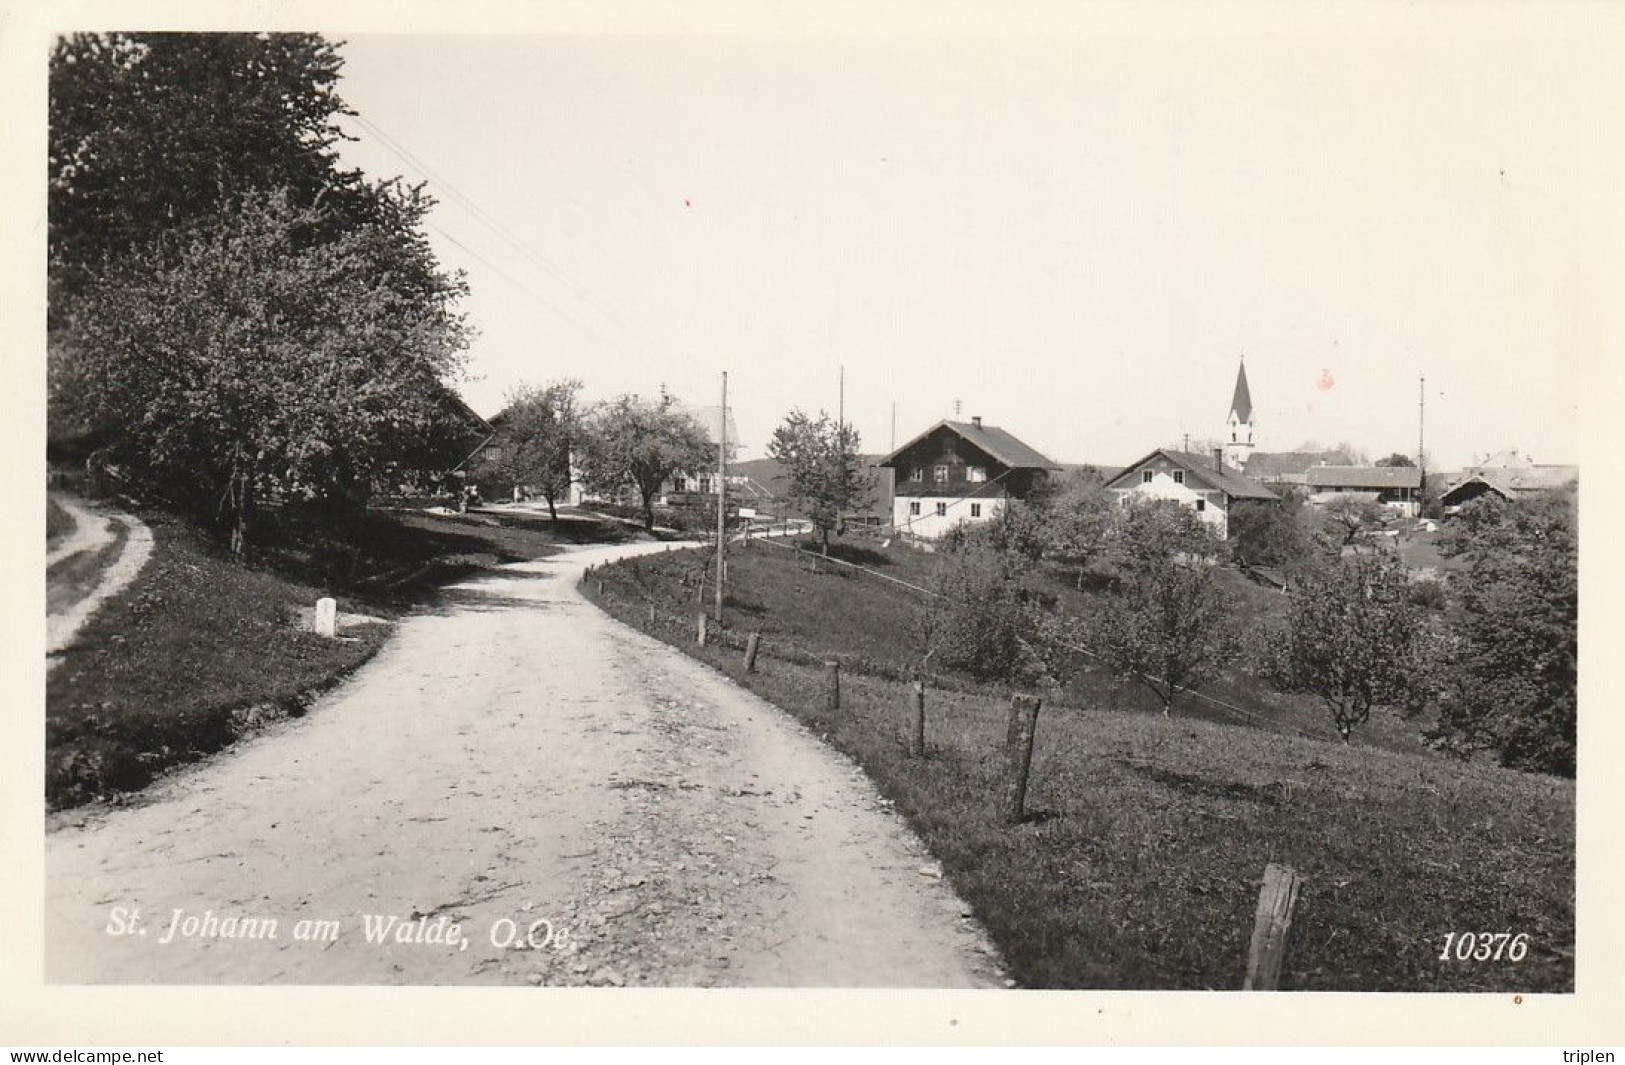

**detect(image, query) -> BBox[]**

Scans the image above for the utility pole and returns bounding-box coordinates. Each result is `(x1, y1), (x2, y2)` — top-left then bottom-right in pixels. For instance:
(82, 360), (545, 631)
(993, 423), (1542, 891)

(890, 401), (896, 452)
(1418, 374), (1426, 488)
(714, 371), (727, 624)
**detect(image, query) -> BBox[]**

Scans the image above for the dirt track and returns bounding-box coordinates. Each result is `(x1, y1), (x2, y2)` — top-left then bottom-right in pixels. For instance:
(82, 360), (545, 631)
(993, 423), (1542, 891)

(45, 539), (1005, 987)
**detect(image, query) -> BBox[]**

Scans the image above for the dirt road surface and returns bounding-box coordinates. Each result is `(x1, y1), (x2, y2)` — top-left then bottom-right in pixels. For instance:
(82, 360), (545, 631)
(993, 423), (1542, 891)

(46, 540), (1006, 987)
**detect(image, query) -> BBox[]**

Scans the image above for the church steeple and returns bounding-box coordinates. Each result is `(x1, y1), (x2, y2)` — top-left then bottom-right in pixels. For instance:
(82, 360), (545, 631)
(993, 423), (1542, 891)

(1224, 357), (1255, 469)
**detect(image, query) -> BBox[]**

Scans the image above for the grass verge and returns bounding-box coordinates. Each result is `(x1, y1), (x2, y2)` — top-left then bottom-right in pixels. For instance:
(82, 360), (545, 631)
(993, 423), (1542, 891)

(46, 502), (641, 810)
(584, 543), (1575, 991)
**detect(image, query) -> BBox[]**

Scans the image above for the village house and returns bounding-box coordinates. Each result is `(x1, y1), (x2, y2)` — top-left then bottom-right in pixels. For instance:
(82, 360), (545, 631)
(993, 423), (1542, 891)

(1304, 464), (1423, 516)
(660, 402), (741, 505)
(1103, 447), (1276, 540)
(1440, 450), (1578, 512)
(880, 417), (1060, 540)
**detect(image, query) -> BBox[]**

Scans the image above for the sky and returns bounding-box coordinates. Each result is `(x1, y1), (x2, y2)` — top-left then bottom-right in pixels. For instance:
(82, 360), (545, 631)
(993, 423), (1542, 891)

(328, 19), (1601, 471)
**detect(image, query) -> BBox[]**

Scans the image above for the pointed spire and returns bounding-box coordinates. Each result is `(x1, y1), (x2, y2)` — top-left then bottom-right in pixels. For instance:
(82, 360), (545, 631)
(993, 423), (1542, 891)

(1229, 358), (1253, 424)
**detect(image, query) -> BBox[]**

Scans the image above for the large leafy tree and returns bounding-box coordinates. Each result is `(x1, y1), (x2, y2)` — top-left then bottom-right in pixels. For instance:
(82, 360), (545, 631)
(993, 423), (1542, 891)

(766, 408), (870, 555)
(577, 394), (714, 531)
(1229, 487), (1334, 585)
(1041, 476), (1117, 587)
(1427, 491), (1577, 775)
(1261, 551), (1430, 742)
(60, 189), (470, 555)
(478, 380), (583, 519)
(49, 32), (365, 313)
(1079, 498), (1231, 715)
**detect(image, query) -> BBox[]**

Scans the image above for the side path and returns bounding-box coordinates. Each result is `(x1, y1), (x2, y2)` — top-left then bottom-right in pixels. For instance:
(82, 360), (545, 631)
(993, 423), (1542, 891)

(46, 494), (155, 665)
(46, 539), (1006, 987)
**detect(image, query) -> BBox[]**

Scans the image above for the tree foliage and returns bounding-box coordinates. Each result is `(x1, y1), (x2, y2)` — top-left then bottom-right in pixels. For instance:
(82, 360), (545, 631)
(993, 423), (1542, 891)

(766, 409), (871, 555)
(1376, 452), (1417, 467)
(916, 541), (1045, 684)
(1229, 488), (1334, 583)
(1040, 476), (1117, 587)
(477, 380), (582, 518)
(1260, 552), (1430, 742)
(1427, 492), (1577, 775)
(1321, 494), (1387, 547)
(1078, 499), (1231, 714)
(59, 189), (471, 554)
(49, 32), (369, 312)
(577, 394), (714, 530)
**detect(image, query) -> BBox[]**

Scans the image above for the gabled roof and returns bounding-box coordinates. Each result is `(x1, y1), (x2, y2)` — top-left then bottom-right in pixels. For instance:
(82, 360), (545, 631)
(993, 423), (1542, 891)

(1244, 450), (1356, 479)
(672, 402), (742, 449)
(1305, 465), (1422, 490)
(881, 419), (1061, 471)
(1229, 360), (1253, 424)
(1442, 466), (1577, 505)
(1105, 448), (1277, 501)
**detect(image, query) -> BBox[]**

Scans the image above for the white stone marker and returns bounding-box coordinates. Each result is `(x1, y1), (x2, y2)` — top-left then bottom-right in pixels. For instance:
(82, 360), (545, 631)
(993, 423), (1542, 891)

(314, 597), (337, 638)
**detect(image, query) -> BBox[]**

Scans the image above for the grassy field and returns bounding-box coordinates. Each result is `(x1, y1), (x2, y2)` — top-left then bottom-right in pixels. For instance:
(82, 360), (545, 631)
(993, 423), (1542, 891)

(46, 502), (639, 809)
(600, 534), (1431, 752)
(585, 539), (1575, 991)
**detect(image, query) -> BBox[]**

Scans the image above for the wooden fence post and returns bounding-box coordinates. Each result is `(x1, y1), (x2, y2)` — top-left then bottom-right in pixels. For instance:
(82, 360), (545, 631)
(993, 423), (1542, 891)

(696, 613), (708, 647)
(824, 660), (841, 711)
(1243, 863), (1303, 991)
(596, 579), (605, 597)
(910, 680), (927, 758)
(744, 633), (761, 673)
(647, 601), (656, 627)
(1002, 694), (1042, 825)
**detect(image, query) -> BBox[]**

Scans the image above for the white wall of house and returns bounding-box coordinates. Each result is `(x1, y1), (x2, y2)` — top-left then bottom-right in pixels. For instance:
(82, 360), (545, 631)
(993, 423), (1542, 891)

(1113, 473), (1230, 539)
(893, 495), (1005, 540)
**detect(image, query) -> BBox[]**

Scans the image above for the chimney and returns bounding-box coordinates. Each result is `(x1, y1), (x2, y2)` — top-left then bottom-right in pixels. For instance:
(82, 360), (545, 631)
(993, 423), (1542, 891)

(1212, 447), (1224, 472)
(971, 416), (982, 429)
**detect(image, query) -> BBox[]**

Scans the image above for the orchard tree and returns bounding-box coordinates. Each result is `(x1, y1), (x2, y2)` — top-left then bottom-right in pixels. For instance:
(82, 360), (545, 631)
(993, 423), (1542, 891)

(766, 408), (870, 555)
(1042, 477), (1117, 587)
(1428, 491), (1577, 775)
(1376, 453), (1417, 468)
(915, 540), (1043, 684)
(1262, 552), (1429, 742)
(1322, 494), (1386, 548)
(1080, 498), (1231, 715)
(480, 379), (582, 518)
(49, 32), (367, 313)
(1229, 487), (1334, 584)
(60, 188), (470, 555)
(578, 393), (714, 531)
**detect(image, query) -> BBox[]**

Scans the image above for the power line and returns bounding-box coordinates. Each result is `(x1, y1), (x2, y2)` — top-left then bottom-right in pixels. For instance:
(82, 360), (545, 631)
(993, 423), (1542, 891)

(347, 112), (668, 379)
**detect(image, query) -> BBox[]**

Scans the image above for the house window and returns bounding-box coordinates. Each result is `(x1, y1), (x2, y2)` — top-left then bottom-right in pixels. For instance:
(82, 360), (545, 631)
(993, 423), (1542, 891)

(1173, 470), (1185, 485)
(1195, 499), (1206, 512)
(673, 475), (687, 492)
(910, 467), (923, 482)
(970, 503), (982, 518)
(698, 477), (711, 494)
(967, 466), (987, 483)
(909, 501), (921, 516)
(1142, 470), (1154, 484)
(935, 502), (947, 517)
(934, 465), (950, 485)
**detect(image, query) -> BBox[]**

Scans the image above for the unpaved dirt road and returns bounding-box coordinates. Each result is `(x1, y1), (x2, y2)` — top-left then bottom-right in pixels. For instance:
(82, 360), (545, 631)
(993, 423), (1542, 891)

(46, 540), (1005, 987)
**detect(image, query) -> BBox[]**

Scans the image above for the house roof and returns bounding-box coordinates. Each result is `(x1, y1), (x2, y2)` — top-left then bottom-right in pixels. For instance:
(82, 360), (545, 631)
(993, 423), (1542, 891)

(1305, 465), (1422, 490)
(1243, 450), (1356, 480)
(1105, 448), (1277, 501)
(1442, 466), (1578, 504)
(881, 419), (1061, 471)
(672, 402), (742, 449)
(1229, 360), (1253, 424)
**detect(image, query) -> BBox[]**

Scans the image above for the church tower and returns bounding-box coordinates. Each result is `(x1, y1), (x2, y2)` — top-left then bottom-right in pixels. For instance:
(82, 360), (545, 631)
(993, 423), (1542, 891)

(1223, 358), (1255, 470)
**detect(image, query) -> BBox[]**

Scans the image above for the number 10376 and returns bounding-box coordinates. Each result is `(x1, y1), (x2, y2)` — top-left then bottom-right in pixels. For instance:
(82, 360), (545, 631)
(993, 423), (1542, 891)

(1440, 932), (1530, 961)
